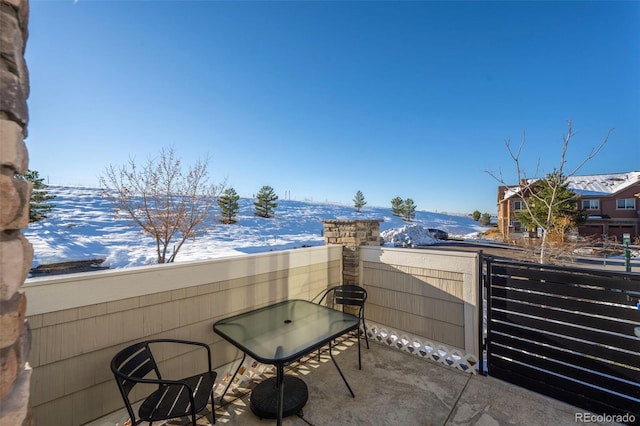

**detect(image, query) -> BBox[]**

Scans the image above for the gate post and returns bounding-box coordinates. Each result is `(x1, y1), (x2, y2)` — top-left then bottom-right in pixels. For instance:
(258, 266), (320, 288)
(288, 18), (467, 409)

(321, 219), (383, 286)
(478, 251), (486, 376)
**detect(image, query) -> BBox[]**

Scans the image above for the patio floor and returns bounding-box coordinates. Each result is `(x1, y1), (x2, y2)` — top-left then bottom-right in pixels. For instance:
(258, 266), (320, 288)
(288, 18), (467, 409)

(210, 337), (621, 426)
(95, 336), (620, 426)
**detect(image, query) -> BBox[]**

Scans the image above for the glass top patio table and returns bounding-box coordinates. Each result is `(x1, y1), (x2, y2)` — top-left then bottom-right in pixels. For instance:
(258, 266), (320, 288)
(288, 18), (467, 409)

(214, 299), (360, 425)
(213, 299), (360, 365)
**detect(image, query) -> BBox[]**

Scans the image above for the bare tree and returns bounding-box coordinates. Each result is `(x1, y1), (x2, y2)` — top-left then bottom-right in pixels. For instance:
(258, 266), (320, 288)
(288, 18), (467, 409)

(487, 120), (612, 264)
(100, 146), (223, 263)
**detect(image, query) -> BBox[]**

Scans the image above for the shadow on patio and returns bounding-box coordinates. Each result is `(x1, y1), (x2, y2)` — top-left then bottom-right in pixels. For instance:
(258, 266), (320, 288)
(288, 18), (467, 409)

(95, 336), (614, 426)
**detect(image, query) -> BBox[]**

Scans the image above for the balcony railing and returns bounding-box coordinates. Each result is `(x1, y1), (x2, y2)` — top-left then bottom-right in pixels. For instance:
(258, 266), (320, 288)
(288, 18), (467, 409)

(24, 245), (481, 426)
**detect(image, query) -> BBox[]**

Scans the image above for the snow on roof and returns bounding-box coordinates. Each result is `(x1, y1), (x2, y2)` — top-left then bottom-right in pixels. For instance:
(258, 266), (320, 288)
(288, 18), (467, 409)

(502, 171), (640, 200)
(503, 186), (522, 199)
(565, 171), (640, 196)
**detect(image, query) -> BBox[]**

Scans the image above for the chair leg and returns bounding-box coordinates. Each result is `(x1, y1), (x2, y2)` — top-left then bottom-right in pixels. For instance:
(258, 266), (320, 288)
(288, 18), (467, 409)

(362, 319), (369, 349)
(357, 332), (362, 370)
(210, 389), (216, 424)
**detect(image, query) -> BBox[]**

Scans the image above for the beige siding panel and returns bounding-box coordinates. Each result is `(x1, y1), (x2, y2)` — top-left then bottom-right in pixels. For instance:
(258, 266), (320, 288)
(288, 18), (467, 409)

(160, 301), (181, 331)
(368, 304), (464, 348)
(196, 292), (216, 322)
(360, 246), (478, 356)
(196, 281), (220, 296)
(142, 303), (164, 337)
(138, 291), (171, 307)
(30, 361), (65, 406)
(171, 287), (188, 301)
(106, 297), (139, 314)
(177, 297), (200, 327)
(28, 313), (43, 329)
(102, 377), (128, 418)
(63, 354), (97, 396)
(364, 268), (463, 303)
(76, 317), (99, 355)
(28, 326), (41, 367)
(363, 261), (464, 301)
(367, 287), (464, 326)
(41, 308), (78, 327)
(71, 383), (105, 425)
(92, 348), (115, 384)
(120, 307), (145, 343)
(33, 395), (73, 426)
(37, 325), (63, 365)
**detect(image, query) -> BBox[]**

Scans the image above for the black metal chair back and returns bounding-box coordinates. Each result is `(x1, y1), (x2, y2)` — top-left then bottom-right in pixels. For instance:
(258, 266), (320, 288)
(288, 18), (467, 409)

(112, 341), (160, 398)
(328, 285), (367, 311)
(111, 339), (216, 425)
(317, 285), (369, 369)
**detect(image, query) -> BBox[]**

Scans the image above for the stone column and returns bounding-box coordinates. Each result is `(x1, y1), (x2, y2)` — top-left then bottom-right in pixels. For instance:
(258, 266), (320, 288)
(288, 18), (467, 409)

(0, 0), (33, 425)
(321, 219), (382, 285)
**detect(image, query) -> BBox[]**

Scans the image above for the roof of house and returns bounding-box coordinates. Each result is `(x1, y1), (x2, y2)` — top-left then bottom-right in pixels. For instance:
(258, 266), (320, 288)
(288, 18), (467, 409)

(565, 171), (640, 197)
(501, 171), (640, 200)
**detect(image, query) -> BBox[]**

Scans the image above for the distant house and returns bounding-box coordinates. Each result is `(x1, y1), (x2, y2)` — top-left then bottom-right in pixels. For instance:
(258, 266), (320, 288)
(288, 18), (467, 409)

(497, 171), (640, 241)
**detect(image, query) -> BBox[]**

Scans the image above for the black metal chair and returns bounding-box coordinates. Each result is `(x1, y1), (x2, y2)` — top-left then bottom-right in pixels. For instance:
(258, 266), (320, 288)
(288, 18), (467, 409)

(110, 339), (217, 425)
(314, 284), (369, 369)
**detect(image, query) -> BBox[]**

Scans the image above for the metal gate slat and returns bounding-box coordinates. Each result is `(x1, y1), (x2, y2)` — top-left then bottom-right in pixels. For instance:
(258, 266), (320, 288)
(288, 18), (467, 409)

(490, 284), (640, 321)
(489, 358), (640, 419)
(490, 319), (640, 368)
(489, 342), (640, 399)
(485, 258), (640, 423)
(490, 295), (639, 335)
(490, 308), (638, 352)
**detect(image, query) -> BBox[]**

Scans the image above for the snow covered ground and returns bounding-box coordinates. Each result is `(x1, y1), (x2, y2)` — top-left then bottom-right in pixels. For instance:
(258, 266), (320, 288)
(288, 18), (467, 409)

(24, 186), (491, 269)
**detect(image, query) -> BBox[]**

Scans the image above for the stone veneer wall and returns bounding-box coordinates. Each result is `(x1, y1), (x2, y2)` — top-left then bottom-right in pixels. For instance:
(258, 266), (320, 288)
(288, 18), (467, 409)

(321, 219), (383, 285)
(0, 0), (33, 425)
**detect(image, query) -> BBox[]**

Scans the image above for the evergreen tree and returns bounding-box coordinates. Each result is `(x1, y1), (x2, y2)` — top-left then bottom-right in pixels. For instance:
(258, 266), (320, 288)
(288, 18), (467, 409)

(472, 210), (481, 221)
(254, 185), (278, 218)
(487, 120), (612, 263)
(353, 190), (367, 212)
(218, 187), (240, 224)
(16, 169), (56, 222)
(403, 198), (416, 221)
(391, 197), (404, 216)
(516, 171), (584, 241)
(480, 213), (492, 226)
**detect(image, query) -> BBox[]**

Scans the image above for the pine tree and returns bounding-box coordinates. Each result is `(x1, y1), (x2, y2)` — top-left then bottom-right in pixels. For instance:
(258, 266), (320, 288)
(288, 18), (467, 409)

(479, 213), (492, 226)
(218, 187), (240, 224)
(403, 198), (416, 221)
(487, 120), (612, 263)
(391, 197), (404, 216)
(254, 185), (278, 218)
(16, 169), (56, 222)
(472, 210), (481, 221)
(353, 190), (367, 212)
(516, 171), (584, 241)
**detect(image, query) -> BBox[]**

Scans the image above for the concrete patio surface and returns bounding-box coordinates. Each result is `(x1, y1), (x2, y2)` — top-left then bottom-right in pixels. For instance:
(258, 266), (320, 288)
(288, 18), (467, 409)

(94, 336), (621, 426)
(208, 337), (620, 426)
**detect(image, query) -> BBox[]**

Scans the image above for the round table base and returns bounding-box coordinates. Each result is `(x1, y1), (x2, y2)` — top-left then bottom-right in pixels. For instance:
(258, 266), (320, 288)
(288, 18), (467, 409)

(250, 376), (308, 419)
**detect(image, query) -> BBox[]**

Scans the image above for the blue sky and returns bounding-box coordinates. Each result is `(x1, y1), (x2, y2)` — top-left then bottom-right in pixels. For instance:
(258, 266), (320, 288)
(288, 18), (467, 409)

(25, 1), (639, 214)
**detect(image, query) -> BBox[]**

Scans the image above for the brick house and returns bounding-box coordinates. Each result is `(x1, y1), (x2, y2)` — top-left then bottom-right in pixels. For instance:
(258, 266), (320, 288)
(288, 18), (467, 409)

(497, 171), (640, 242)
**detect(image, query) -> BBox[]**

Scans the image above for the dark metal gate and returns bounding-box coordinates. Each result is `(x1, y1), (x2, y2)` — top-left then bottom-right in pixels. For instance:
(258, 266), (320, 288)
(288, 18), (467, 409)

(481, 257), (640, 422)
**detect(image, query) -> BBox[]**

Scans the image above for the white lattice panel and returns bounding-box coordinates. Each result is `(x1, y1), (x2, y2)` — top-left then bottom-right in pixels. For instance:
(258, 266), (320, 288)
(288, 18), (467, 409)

(364, 322), (478, 373)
